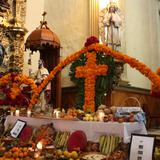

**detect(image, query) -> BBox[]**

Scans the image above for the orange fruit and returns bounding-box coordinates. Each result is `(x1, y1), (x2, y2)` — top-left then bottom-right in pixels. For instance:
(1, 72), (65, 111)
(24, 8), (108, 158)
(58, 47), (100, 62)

(13, 152), (19, 158)
(18, 152), (24, 158)
(23, 151), (28, 157)
(4, 151), (12, 158)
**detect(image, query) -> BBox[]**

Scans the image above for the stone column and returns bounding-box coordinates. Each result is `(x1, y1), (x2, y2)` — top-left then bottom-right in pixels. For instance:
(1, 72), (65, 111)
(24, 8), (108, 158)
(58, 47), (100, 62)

(89, 0), (99, 37)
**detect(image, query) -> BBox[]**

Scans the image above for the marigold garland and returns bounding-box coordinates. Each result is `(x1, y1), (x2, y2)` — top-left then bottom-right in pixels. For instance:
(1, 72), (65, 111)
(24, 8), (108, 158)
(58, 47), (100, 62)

(0, 72), (38, 107)
(151, 68), (160, 98)
(29, 43), (160, 110)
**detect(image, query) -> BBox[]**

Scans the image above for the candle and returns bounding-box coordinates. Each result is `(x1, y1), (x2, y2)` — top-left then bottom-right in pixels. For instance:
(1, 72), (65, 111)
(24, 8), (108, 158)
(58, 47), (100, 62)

(37, 141), (43, 150)
(53, 109), (60, 118)
(27, 110), (31, 117)
(98, 111), (105, 121)
(34, 152), (40, 158)
(15, 110), (20, 116)
(56, 111), (60, 118)
(10, 111), (14, 116)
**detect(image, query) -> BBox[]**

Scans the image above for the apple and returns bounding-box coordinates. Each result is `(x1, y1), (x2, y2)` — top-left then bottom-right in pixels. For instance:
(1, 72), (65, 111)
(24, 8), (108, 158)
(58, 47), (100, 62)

(118, 117), (124, 123)
(129, 117), (135, 122)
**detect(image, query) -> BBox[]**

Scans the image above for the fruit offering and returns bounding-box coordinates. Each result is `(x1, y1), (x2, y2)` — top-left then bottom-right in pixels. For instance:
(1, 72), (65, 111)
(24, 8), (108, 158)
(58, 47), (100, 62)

(86, 141), (99, 152)
(0, 147), (33, 159)
(55, 149), (79, 160)
(106, 142), (129, 160)
(83, 113), (95, 121)
(99, 135), (122, 155)
(154, 147), (160, 160)
(0, 146), (6, 157)
(33, 123), (56, 145)
(54, 131), (70, 149)
(67, 130), (87, 152)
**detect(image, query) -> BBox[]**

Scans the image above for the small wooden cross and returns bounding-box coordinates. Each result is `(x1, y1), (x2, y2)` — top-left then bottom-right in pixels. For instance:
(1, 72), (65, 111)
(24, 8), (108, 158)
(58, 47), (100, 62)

(75, 52), (108, 112)
(42, 11), (47, 22)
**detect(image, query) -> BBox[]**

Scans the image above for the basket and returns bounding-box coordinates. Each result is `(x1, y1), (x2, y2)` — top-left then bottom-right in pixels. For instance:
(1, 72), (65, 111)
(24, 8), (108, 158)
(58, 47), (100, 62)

(114, 97), (146, 124)
(120, 96), (141, 107)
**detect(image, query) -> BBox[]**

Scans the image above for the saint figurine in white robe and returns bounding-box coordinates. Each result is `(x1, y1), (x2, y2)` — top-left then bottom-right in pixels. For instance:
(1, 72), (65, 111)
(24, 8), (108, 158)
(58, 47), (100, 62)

(103, 4), (122, 50)
(35, 59), (51, 111)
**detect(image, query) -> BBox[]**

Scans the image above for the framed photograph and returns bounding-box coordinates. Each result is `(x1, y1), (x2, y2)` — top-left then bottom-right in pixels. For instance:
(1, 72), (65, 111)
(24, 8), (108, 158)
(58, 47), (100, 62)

(10, 119), (26, 138)
(129, 134), (155, 160)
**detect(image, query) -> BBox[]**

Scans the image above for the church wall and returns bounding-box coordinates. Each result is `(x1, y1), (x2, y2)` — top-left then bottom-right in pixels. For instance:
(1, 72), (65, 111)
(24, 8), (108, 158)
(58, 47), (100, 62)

(23, 0), (160, 90)
(124, 0), (160, 89)
(44, 0), (89, 87)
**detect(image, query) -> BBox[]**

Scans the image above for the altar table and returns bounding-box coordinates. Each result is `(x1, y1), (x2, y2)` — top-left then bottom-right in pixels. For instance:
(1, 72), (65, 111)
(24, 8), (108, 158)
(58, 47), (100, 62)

(5, 115), (147, 143)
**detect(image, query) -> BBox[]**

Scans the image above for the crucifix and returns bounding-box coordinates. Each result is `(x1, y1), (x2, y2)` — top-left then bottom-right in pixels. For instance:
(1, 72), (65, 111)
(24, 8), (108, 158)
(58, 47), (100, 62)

(75, 52), (108, 112)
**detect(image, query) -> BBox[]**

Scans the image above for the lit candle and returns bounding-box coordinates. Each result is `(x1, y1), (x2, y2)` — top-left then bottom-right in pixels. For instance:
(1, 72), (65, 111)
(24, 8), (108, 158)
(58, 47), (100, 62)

(98, 111), (105, 121)
(15, 110), (20, 116)
(37, 141), (43, 150)
(53, 109), (60, 118)
(27, 110), (31, 117)
(34, 152), (40, 158)
(10, 111), (14, 116)
(56, 111), (60, 118)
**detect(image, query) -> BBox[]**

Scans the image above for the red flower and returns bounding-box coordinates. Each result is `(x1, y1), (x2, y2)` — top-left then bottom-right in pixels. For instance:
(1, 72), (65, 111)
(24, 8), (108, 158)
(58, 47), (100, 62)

(84, 36), (99, 47)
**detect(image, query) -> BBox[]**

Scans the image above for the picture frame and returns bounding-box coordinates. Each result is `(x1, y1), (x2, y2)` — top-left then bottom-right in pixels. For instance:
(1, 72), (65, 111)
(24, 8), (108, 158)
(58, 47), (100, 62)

(129, 134), (155, 160)
(10, 119), (26, 138)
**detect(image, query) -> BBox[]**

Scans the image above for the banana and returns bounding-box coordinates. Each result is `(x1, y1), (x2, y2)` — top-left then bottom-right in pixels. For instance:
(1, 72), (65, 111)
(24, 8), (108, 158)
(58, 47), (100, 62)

(102, 135), (108, 154)
(99, 135), (105, 153)
(104, 135), (111, 155)
(55, 131), (60, 146)
(108, 135), (114, 154)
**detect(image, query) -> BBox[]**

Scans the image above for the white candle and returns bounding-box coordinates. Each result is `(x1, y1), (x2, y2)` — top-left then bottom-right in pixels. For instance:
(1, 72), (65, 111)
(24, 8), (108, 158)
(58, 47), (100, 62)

(34, 152), (40, 158)
(53, 109), (60, 118)
(15, 110), (20, 116)
(27, 110), (31, 117)
(37, 141), (43, 150)
(56, 111), (60, 118)
(98, 111), (105, 121)
(10, 111), (14, 116)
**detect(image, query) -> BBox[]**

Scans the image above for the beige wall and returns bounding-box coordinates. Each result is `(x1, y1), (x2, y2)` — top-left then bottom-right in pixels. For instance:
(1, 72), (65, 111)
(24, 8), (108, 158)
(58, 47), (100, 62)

(122, 0), (160, 89)
(24, 0), (160, 89)
(44, 0), (89, 87)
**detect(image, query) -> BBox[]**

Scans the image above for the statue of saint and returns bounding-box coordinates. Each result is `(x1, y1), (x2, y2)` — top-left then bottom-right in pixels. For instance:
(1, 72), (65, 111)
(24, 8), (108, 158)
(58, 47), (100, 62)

(103, 3), (122, 50)
(34, 59), (51, 111)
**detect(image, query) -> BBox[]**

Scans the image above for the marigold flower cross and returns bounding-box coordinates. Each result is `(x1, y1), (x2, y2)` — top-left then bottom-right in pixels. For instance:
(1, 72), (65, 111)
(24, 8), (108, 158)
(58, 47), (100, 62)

(75, 52), (108, 112)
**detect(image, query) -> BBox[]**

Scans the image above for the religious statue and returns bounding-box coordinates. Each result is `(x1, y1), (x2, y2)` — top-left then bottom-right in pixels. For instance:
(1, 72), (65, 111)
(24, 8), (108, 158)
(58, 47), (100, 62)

(102, 3), (122, 50)
(34, 59), (51, 112)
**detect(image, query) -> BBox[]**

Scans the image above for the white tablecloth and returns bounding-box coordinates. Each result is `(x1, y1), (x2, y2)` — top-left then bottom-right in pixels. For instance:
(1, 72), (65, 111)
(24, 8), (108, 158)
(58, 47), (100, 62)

(5, 115), (147, 143)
